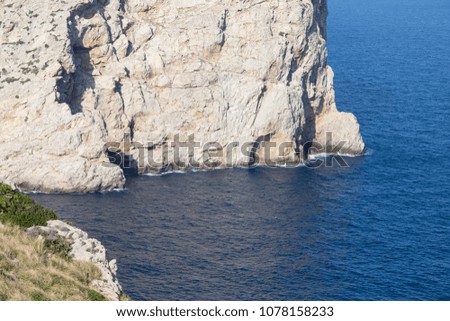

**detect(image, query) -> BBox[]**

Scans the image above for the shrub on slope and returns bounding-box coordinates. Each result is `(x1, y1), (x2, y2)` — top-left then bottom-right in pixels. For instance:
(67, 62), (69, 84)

(0, 184), (57, 228)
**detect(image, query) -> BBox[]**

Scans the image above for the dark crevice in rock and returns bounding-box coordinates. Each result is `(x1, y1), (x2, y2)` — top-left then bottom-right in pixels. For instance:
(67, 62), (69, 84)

(106, 146), (138, 177)
(300, 84), (316, 161)
(286, 56), (298, 86)
(113, 78), (122, 94)
(67, 45), (95, 114)
(55, 68), (74, 107)
(124, 67), (130, 78)
(251, 84), (267, 126)
(312, 0), (328, 40)
(217, 9), (228, 47)
(248, 133), (273, 166)
(63, 0), (124, 114)
(126, 41), (133, 57)
(113, 78), (125, 113)
(118, 0), (126, 13)
(129, 117), (135, 142)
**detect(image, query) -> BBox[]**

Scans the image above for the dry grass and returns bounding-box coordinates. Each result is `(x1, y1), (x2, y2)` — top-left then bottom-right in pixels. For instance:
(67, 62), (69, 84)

(0, 225), (107, 301)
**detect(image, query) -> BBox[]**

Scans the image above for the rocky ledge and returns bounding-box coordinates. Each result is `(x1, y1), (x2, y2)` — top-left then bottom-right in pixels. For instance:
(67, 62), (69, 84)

(27, 220), (123, 300)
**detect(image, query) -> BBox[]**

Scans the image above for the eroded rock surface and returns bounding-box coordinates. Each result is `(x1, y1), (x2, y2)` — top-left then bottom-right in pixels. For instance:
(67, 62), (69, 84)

(0, 0), (364, 192)
(28, 220), (122, 300)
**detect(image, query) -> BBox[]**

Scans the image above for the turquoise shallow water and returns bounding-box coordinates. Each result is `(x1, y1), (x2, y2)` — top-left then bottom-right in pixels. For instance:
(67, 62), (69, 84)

(31, 0), (450, 300)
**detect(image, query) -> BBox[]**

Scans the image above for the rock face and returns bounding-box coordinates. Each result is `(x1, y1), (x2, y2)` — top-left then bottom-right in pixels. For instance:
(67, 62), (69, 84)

(27, 220), (123, 300)
(0, 0), (364, 192)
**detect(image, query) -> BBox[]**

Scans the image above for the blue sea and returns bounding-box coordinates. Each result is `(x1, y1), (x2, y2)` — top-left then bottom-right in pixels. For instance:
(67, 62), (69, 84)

(30, 0), (450, 300)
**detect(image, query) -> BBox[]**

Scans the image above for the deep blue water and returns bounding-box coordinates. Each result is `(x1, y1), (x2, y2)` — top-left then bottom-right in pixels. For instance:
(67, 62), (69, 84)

(30, 0), (450, 300)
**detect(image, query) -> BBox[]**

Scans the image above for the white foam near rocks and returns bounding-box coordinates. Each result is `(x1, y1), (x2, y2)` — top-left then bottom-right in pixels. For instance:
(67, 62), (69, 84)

(0, 0), (365, 193)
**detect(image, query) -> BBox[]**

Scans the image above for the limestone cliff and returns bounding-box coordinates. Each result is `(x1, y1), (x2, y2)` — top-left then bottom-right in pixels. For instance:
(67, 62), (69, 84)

(0, 0), (364, 192)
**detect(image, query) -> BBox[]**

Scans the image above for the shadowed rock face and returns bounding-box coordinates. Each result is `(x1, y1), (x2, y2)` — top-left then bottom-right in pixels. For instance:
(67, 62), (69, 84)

(0, 0), (364, 192)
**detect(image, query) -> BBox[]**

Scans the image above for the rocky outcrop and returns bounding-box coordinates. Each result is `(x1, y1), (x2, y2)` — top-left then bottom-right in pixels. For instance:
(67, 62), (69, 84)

(27, 220), (122, 300)
(0, 0), (364, 192)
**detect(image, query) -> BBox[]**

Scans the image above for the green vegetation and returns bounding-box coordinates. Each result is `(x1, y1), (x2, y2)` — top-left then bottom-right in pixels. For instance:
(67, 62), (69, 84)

(0, 184), (110, 301)
(119, 292), (132, 301)
(0, 225), (105, 301)
(86, 289), (108, 301)
(30, 291), (46, 301)
(43, 236), (73, 261)
(0, 184), (57, 228)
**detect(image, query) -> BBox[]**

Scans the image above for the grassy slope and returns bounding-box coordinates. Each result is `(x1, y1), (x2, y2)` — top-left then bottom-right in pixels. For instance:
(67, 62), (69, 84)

(0, 184), (108, 301)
